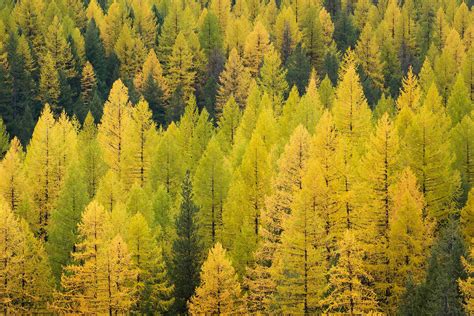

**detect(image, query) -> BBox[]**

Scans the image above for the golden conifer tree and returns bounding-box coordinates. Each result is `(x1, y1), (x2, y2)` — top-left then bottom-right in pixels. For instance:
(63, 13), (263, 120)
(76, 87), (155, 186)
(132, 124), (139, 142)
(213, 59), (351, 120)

(193, 137), (231, 249)
(244, 21), (271, 77)
(167, 32), (196, 98)
(188, 243), (244, 315)
(216, 48), (251, 110)
(387, 168), (433, 311)
(98, 79), (132, 178)
(0, 138), (26, 214)
(322, 230), (379, 314)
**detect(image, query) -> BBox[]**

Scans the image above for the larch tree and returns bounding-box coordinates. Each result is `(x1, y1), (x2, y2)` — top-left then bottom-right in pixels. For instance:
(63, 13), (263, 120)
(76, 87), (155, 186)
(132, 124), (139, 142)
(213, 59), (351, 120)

(98, 79), (132, 179)
(355, 23), (385, 102)
(114, 24), (147, 81)
(150, 123), (185, 198)
(322, 230), (379, 315)
(244, 21), (271, 77)
(303, 111), (346, 268)
(193, 137), (231, 250)
(78, 113), (107, 199)
(274, 7), (300, 62)
(167, 32), (196, 98)
(38, 53), (60, 114)
(188, 243), (244, 315)
(126, 212), (174, 314)
(172, 172), (202, 314)
(0, 201), (54, 314)
(127, 99), (157, 187)
(46, 163), (89, 281)
(387, 168), (433, 312)
(216, 48), (251, 110)
(215, 96), (242, 154)
(134, 49), (169, 100)
(209, 0), (231, 31)
(53, 201), (137, 314)
(238, 131), (272, 239)
(246, 126), (311, 313)
(402, 84), (460, 219)
(452, 114), (474, 200)
(357, 113), (401, 306)
(461, 190), (474, 242)
(79, 62), (102, 121)
(447, 74), (471, 126)
(24, 105), (62, 239)
(258, 47), (289, 113)
(459, 246), (474, 315)
(0, 137), (26, 215)
(271, 173), (326, 314)
(43, 16), (76, 79)
(332, 60), (372, 151)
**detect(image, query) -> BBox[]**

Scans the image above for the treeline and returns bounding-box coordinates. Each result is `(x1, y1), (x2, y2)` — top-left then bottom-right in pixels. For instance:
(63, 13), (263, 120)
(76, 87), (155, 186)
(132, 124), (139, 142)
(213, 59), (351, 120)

(0, 0), (473, 141)
(0, 0), (474, 314)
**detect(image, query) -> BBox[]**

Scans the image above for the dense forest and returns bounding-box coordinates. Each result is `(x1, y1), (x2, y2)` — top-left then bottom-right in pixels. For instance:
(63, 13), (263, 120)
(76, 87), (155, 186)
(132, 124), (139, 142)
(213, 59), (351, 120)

(0, 0), (473, 314)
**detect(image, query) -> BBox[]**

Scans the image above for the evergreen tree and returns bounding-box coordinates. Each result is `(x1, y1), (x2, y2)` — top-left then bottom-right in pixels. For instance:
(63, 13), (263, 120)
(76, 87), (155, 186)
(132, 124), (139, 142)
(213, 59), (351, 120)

(285, 44), (311, 95)
(188, 243), (244, 314)
(172, 172), (202, 314)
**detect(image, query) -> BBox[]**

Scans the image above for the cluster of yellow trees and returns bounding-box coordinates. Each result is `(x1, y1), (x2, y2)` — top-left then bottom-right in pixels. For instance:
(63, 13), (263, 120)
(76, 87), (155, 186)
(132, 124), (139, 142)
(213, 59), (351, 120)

(0, 50), (473, 314)
(0, 0), (473, 313)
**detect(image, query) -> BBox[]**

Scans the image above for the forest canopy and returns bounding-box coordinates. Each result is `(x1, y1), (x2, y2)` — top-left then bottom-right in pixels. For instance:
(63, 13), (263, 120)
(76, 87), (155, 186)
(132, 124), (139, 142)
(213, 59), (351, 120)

(0, 0), (474, 314)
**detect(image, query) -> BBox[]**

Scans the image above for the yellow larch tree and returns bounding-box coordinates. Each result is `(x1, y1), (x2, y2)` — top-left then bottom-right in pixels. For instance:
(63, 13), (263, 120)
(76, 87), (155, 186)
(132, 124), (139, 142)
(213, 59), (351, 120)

(98, 79), (132, 179)
(402, 83), (461, 219)
(387, 168), (433, 312)
(258, 47), (289, 112)
(461, 189), (474, 242)
(52, 201), (137, 314)
(244, 21), (272, 77)
(274, 7), (301, 61)
(304, 111), (346, 268)
(460, 244), (474, 315)
(332, 59), (372, 151)
(167, 32), (196, 98)
(271, 181), (326, 314)
(134, 49), (169, 99)
(322, 230), (379, 315)
(357, 113), (400, 306)
(215, 96), (241, 154)
(24, 105), (62, 238)
(245, 125), (311, 313)
(451, 114), (474, 198)
(114, 24), (147, 81)
(126, 212), (174, 313)
(216, 48), (251, 110)
(0, 201), (53, 313)
(188, 243), (244, 315)
(193, 137), (231, 250)
(126, 99), (157, 187)
(0, 137), (26, 215)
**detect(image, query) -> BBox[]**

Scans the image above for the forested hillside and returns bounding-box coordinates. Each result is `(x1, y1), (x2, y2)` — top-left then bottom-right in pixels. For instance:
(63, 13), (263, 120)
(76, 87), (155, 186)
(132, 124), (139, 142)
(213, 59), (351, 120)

(0, 0), (473, 314)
